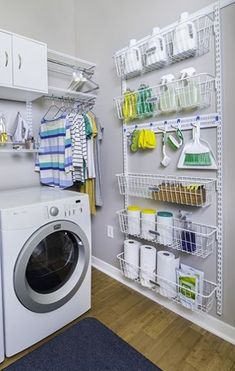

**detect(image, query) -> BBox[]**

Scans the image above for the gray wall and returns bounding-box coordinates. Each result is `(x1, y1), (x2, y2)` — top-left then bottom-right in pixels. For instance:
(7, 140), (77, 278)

(74, 0), (235, 326)
(0, 0), (76, 190)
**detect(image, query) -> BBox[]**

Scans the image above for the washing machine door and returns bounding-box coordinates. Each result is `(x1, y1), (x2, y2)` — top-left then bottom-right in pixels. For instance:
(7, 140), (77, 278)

(14, 220), (90, 313)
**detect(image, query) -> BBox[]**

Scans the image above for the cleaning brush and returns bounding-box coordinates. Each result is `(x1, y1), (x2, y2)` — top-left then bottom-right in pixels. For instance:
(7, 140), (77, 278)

(178, 121), (217, 169)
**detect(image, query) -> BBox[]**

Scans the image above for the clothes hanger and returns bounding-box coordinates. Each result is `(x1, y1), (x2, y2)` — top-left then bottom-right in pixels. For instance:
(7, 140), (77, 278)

(53, 97), (68, 119)
(43, 96), (61, 120)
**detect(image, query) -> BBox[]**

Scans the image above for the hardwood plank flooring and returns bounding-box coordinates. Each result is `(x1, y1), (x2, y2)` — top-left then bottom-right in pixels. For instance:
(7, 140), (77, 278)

(1, 268), (235, 371)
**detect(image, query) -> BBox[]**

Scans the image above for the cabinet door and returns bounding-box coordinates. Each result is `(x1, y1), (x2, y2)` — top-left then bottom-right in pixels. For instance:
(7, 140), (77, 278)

(0, 31), (13, 86)
(12, 35), (48, 92)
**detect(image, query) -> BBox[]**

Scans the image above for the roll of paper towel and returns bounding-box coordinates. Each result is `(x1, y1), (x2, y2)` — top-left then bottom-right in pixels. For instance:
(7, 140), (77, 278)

(140, 245), (156, 288)
(124, 239), (141, 280)
(157, 250), (179, 298)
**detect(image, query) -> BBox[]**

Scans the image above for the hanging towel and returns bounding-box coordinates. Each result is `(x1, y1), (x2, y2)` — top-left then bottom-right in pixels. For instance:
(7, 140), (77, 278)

(80, 178), (96, 215)
(35, 115), (73, 188)
(12, 112), (30, 143)
(85, 113), (96, 179)
(94, 116), (104, 207)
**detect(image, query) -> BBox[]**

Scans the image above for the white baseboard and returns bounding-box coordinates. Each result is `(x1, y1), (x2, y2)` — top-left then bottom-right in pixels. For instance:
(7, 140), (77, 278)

(92, 255), (235, 346)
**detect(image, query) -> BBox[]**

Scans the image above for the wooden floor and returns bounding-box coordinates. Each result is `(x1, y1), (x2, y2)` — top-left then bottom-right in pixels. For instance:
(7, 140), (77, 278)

(1, 268), (235, 371)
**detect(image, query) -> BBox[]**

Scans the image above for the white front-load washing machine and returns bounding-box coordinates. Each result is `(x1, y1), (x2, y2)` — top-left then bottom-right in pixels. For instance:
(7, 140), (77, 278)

(0, 186), (91, 356)
(0, 247), (4, 363)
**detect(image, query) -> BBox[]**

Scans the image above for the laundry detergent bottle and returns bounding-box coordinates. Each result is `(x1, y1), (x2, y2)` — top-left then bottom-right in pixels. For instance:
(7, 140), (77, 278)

(145, 27), (167, 69)
(124, 39), (142, 76)
(173, 12), (197, 58)
(178, 67), (200, 110)
(159, 74), (178, 113)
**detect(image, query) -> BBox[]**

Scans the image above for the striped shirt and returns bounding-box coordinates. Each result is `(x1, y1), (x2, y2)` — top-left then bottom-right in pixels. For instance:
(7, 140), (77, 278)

(35, 115), (73, 188)
(69, 113), (87, 183)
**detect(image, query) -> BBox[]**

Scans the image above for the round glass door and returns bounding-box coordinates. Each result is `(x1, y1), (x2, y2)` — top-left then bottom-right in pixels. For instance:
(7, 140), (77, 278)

(26, 231), (79, 294)
(14, 221), (90, 313)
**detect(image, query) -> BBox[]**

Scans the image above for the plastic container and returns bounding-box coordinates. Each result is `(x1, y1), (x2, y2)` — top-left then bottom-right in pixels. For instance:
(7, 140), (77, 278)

(177, 67), (200, 110)
(127, 205), (141, 235)
(157, 211), (174, 245)
(159, 74), (178, 113)
(141, 208), (156, 240)
(173, 12), (197, 58)
(145, 27), (167, 69)
(124, 39), (142, 76)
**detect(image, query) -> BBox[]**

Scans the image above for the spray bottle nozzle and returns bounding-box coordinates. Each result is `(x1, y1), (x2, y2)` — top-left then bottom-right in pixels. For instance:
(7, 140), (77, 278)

(178, 210), (192, 220)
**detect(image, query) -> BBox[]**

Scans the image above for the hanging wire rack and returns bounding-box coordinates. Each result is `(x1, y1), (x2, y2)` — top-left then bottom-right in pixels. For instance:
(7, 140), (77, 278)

(113, 13), (214, 79)
(117, 252), (217, 313)
(116, 173), (216, 207)
(114, 73), (215, 121)
(117, 209), (217, 258)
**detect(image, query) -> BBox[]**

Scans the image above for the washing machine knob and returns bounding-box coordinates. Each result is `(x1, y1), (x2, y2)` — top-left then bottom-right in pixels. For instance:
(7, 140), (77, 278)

(50, 206), (59, 216)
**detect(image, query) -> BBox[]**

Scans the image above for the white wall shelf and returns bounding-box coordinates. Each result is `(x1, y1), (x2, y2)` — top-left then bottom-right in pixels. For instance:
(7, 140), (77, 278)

(117, 209), (217, 258)
(114, 13), (214, 79)
(117, 252), (217, 313)
(47, 86), (97, 101)
(48, 49), (96, 76)
(114, 73), (215, 121)
(113, 2), (223, 316)
(117, 173), (216, 207)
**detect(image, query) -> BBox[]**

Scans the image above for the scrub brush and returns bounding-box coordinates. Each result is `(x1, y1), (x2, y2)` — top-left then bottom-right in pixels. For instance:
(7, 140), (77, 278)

(178, 121), (217, 169)
(161, 132), (171, 167)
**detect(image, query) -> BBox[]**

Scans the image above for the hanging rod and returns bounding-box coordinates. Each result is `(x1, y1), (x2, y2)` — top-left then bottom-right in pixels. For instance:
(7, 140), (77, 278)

(47, 58), (94, 78)
(123, 113), (221, 134)
(48, 49), (96, 69)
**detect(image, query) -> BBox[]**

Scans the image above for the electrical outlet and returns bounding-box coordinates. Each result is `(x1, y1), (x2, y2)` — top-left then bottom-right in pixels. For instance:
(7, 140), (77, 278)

(107, 225), (114, 238)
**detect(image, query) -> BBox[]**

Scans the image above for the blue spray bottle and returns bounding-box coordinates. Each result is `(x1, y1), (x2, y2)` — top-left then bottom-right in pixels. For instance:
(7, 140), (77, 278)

(179, 211), (196, 253)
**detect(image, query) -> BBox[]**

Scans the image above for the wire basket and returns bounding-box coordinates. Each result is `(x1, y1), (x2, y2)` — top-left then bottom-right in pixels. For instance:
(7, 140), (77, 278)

(114, 73), (215, 121)
(113, 13), (214, 79)
(116, 173), (216, 207)
(117, 209), (217, 258)
(117, 252), (217, 313)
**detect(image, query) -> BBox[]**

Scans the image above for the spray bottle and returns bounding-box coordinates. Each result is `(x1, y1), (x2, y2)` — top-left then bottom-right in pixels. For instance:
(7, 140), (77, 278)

(178, 210), (196, 253)
(159, 74), (177, 113)
(178, 67), (200, 110)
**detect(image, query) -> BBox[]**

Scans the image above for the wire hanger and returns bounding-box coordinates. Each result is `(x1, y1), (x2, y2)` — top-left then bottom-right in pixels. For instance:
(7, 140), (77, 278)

(43, 96), (61, 120)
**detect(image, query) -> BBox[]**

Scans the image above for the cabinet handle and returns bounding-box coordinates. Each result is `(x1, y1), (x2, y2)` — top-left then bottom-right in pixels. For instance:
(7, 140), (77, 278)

(18, 54), (22, 69)
(5, 51), (8, 67)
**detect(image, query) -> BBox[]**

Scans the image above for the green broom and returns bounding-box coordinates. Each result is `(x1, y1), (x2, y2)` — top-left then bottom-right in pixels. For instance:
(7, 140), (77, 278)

(178, 122), (217, 169)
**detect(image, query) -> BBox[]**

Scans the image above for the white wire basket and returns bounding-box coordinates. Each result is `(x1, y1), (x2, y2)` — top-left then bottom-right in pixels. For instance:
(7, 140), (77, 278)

(114, 73), (215, 121)
(117, 209), (217, 258)
(116, 173), (216, 207)
(117, 252), (217, 313)
(113, 13), (214, 79)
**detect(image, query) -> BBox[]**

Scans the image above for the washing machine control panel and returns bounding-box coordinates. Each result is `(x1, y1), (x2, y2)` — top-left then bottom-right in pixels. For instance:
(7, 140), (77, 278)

(64, 200), (83, 218)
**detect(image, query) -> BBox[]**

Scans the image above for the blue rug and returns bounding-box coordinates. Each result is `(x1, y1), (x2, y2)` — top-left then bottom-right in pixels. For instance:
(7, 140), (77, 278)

(5, 317), (160, 370)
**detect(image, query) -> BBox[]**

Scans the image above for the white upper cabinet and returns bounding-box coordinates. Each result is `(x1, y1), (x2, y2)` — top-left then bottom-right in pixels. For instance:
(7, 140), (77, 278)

(0, 31), (13, 86)
(12, 35), (48, 93)
(0, 30), (48, 101)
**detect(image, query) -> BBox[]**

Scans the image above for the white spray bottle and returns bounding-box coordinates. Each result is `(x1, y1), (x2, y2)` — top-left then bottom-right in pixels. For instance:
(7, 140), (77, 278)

(178, 67), (200, 109)
(159, 74), (177, 113)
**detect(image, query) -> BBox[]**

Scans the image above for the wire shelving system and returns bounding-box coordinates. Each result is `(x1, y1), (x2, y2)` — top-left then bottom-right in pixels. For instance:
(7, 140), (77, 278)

(113, 2), (223, 315)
